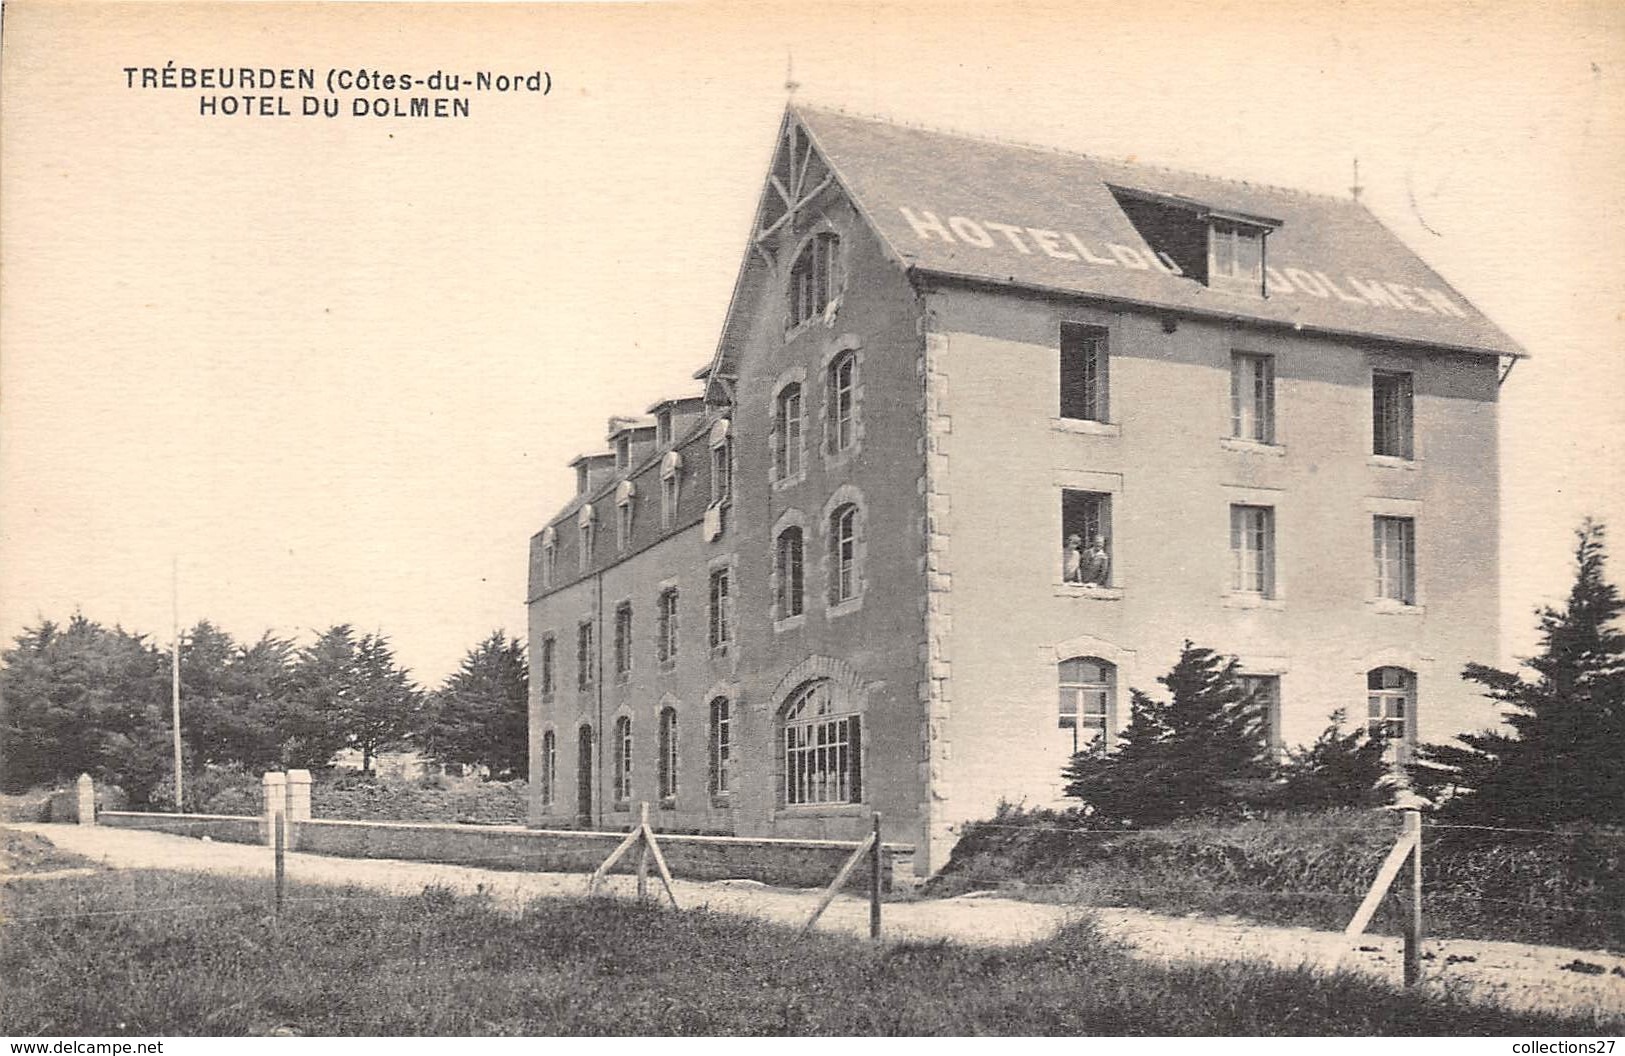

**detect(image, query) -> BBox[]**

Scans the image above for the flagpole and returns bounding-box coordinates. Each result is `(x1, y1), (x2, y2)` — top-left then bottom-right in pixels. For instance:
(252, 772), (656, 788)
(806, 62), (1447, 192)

(172, 556), (184, 811)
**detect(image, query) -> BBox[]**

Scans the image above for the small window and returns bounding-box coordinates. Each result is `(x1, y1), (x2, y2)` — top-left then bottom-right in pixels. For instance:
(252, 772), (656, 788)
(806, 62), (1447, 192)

(1367, 667), (1415, 751)
(1373, 370), (1415, 459)
(657, 588), (679, 664)
(1061, 490), (1112, 586)
(660, 450), (682, 530)
(708, 696), (731, 797)
(576, 621), (595, 691)
(827, 353), (857, 454)
(612, 715), (633, 805)
(613, 603), (632, 679)
(540, 729), (556, 808)
(829, 504), (860, 605)
(1058, 656), (1114, 753)
(1238, 674), (1282, 755)
(539, 634), (555, 698)
(540, 528), (557, 589)
(709, 419), (733, 507)
(776, 527), (805, 619)
(575, 464), (589, 495)
(658, 706), (678, 804)
(1230, 353), (1275, 444)
(614, 435), (630, 472)
(790, 232), (839, 329)
(1059, 324), (1109, 422)
(577, 505), (596, 573)
(782, 680), (860, 806)
(1210, 221), (1264, 289)
(656, 410), (673, 448)
(1373, 516), (1417, 604)
(774, 383), (804, 480)
(615, 481), (636, 552)
(1230, 504), (1275, 596)
(708, 566), (732, 653)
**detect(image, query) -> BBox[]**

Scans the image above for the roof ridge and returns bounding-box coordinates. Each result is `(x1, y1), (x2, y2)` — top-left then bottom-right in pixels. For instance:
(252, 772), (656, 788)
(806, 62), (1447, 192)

(790, 101), (1356, 206)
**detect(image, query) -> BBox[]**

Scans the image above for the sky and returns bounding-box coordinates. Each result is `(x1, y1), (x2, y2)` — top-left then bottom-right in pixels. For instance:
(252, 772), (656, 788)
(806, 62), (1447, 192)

(2, 0), (1622, 686)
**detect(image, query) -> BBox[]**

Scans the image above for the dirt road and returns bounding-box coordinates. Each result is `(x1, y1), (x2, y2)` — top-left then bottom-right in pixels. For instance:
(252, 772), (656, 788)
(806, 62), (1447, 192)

(6, 823), (1621, 1024)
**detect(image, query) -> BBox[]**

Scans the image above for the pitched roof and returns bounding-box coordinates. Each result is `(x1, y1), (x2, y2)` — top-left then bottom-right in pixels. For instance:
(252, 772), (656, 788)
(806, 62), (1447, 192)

(795, 105), (1522, 358)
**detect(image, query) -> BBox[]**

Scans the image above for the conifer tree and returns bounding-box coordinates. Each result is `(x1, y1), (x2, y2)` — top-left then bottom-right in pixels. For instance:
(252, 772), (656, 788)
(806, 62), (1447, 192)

(1063, 641), (1270, 826)
(1411, 520), (1625, 826)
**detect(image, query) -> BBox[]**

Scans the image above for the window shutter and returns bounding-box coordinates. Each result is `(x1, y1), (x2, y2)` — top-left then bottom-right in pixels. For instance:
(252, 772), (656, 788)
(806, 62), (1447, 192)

(848, 715), (862, 803)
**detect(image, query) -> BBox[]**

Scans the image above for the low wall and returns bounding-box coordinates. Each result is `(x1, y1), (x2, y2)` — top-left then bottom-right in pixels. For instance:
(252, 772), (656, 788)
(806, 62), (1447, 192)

(90, 812), (915, 890)
(99, 812), (262, 844)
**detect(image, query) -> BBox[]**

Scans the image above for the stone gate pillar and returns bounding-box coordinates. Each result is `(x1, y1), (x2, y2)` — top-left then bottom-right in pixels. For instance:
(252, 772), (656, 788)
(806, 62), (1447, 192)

(261, 771), (286, 846)
(285, 769), (312, 823)
(76, 773), (95, 825)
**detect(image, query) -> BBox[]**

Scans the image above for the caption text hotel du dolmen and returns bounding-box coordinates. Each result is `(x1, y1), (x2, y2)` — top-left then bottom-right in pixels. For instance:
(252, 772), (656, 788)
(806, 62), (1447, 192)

(122, 65), (551, 119)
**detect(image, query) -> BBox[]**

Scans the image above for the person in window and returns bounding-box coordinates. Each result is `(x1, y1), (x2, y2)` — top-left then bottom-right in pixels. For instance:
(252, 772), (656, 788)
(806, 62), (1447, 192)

(1063, 534), (1084, 583)
(1081, 535), (1110, 586)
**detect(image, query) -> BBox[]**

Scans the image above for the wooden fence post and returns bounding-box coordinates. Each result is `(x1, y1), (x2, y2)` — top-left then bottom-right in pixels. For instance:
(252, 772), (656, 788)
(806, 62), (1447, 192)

(1404, 809), (1422, 987)
(869, 812), (882, 941)
(636, 802), (650, 902)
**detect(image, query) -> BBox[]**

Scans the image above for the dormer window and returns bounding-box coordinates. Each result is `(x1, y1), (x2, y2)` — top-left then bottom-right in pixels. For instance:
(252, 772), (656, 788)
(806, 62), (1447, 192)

(1209, 220), (1265, 293)
(575, 464), (589, 495)
(789, 232), (839, 330)
(614, 435), (631, 472)
(656, 410), (673, 448)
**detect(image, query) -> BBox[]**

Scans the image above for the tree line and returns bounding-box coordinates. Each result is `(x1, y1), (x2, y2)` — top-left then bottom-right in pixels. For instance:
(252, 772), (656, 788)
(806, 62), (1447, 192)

(1061, 521), (1623, 830)
(0, 620), (528, 806)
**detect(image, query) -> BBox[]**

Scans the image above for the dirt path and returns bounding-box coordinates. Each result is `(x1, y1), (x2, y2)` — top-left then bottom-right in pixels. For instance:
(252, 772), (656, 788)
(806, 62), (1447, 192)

(7, 823), (1622, 1024)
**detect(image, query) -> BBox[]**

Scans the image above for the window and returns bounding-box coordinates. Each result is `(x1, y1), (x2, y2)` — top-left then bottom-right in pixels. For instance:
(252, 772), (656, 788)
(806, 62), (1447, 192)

(540, 527), (557, 589)
(660, 450), (682, 530)
(1059, 324), (1109, 422)
(1210, 221), (1264, 289)
(1238, 674), (1282, 755)
(577, 505), (596, 573)
(614, 435), (630, 472)
(657, 588), (679, 664)
(790, 232), (839, 329)
(708, 696), (731, 797)
(776, 527), (805, 619)
(539, 634), (555, 698)
(575, 464), (589, 495)
(613, 602), (632, 679)
(711, 437), (733, 505)
(1230, 504), (1275, 596)
(1373, 516), (1417, 604)
(612, 716), (633, 805)
(1373, 370), (1414, 459)
(1061, 490), (1112, 585)
(829, 504), (859, 605)
(773, 383), (804, 480)
(1230, 353), (1275, 443)
(540, 729), (556, 808)
(1367, 667), (1415, 749)
(827, 352), (856, 453)
(615, 481), (636, 552)
(1058, 657), (1114, 753)
(576, 621), (594, 690)
(708, 566), (732, 652)
(782, 680), (861, 806)
(656, 410), (673, 448)
(658, 707), (678, 803)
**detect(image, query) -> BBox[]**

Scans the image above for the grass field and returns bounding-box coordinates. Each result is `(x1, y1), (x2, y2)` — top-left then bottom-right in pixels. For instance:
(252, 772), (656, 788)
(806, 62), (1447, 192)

(1, 868), (1616, 1036)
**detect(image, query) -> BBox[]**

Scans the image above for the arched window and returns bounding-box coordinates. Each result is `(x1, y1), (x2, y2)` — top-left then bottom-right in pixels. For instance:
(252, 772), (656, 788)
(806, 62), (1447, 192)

(540, 729), (556, 808)
(790, 232), (839, 329)
(708, 696), (732, 799)
(829, 503), (859, 605)
(612, 715), (633, 805)
(827, 351), (856, 453)
(1058, 657), (1115, 753)
(776, 526), (805, 619)
(782, 679), (861, 806)
(658, 707), (679, 803)
(1367, 666), (1415, 748)
(773, 383), (803, 480)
